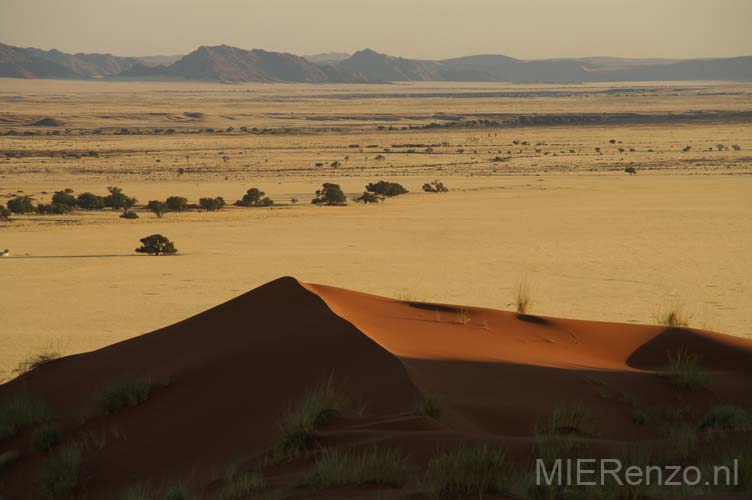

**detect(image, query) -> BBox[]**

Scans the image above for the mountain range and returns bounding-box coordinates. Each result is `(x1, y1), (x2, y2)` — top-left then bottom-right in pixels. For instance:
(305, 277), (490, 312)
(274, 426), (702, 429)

(2, 42), (750, 83)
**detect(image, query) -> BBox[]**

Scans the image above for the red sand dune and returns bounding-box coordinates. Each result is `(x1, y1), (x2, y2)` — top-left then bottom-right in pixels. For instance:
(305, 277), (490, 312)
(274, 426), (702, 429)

(2, 277), (751, 499)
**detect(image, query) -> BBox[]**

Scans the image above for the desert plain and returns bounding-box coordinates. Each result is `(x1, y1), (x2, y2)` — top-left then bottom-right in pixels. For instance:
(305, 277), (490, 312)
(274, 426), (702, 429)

(1, 79), (750, 378)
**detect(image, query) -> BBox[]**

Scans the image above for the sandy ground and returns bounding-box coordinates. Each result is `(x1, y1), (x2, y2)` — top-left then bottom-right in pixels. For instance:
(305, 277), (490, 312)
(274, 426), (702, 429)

(1, 79), (751, 378)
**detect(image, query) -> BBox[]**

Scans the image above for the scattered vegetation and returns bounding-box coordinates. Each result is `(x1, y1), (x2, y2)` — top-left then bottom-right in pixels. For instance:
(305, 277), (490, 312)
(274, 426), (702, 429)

(423, 446), (509, 499)
(512, 280), (533, 314)
(415, 393), (442, 418)
(31, 424), (62, 452)
(699, 405), (752, 433)
(35, 445), (82, 500)
(97, 377), (152, 415)
(307, 448), (408, 487)
(277, 373), (348, 458)
(422, 180), (448, 193)
(199, 196), (226, 211)
(365, 181), (408, 197)
(311, 183), (347, 206)
(220, 464), (265, 500)
(135, 234), (178, 256)
(660, 348), (708, 390)
(0, 393), (48, 439)
(235, 188), (274, 207)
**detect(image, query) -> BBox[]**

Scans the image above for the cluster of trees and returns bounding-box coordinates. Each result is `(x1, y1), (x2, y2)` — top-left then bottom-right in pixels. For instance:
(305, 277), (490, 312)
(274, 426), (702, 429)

(422, 180), (449, 193)
(145, 195), (227, 217)
(235, 188), (274, 207)
(3, 187), (137, 215)
(355, 181), (409, 204)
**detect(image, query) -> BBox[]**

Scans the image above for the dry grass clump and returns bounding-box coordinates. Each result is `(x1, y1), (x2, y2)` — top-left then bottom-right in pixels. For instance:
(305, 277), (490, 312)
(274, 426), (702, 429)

(97, 377), (152, 415)
(512, 280), (533, 314)
(653, 301), (691, 327)
(13, 342), (64, 376)
(277, 373), (348, 458)
(0, 392), (49, 439)
(660, 348), (708, 390)
(307, 448), (408, 487)
(423, 446), (509, 499)
(455, 308), (471, 324)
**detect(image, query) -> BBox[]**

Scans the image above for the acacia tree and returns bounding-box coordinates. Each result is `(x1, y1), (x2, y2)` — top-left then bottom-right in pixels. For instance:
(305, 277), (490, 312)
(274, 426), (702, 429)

(6, 196), (35, 214)
(165, 196), (188, 212)
(135, 234), (177, 256)
(104, 186), (137, 210)
(51, 189), (76, 208)
(235, 188), (274, 207)
(146, 200), (167, 218)
(311, 183), (347, 206)
(76, 192), (105, 210)
(199, 197), (226, 211)
(365, 181), (408, 197)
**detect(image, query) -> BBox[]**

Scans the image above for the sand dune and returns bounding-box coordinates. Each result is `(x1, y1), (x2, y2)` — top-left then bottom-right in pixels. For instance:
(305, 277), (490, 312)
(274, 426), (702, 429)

(2, 277), (751, 498)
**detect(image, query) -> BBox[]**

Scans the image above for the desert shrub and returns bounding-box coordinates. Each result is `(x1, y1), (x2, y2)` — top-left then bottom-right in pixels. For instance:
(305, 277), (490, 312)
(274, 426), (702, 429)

(165, 196), (188, 212)
(7, 195), (35, 214)
(31, 424), (62, 452)
(135, 234), (177, 256)
(277, 373), (348, 457)
(354, 191), (382, 204)
(35, 445), (82, 500)
(422, 180), (448, 193)
(76, 192), (105, 210)
(415, 393), (442, 418)
(311, 183), (347, 206)
(235, 188), (274, 207)
(307, 448), (408, 487)
(653, 301), (691, 328)
(0, 449), (19, 475)
(51, 189), (76, 207)
(423, 446), (509, 499)
(97, 378), (152, 415)
(120, 211), (139, 219)
(699, 405), (752, 433)
(365, 181), (408, 197)
(0, 393), (48, 439)
(624, 166), (637, 174)
(104, 186), (137, 210)
(512, 280), (533, 314)
(661, 348), (708, 390)
(36, 202), (72, 215)
(14, 345), (62, 375)
(146, 200), (167, 218)
(199, 196), (226, 211)
(220, 465), (265, 500)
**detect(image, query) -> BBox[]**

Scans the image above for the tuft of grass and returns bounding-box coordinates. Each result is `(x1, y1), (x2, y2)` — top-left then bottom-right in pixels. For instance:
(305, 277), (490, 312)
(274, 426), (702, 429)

(423, 446), (509, 499)
(512, 280), (533, 314)
(163, 485), (190, 500)
(415, 393), (442, 419)
(31, 424), (62, 452)
(455, 308), (471, 324)
(36, 444), (82, 500)
(668, 425), (697, 460)
(0, 449), (19, 475)
(660, 348), (708, 390)
(699, 405), (752, 433)
(97, 377), (152, 415)
(277, 373), (348, 458)
(307, 448), (408, 488)
(653, 302), (691, 327)
(220, 465), (265, 500)
(0, 392), (49, 440)
(534, 403), (595, 464)
(13, 343), (63, 376)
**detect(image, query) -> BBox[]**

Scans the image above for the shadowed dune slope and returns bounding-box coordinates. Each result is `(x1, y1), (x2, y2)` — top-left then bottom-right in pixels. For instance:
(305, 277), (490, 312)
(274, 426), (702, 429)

(2, 278), (752, 498)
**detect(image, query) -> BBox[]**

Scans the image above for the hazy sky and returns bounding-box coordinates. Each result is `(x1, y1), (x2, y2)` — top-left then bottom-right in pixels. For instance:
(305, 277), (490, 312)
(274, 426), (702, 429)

(1, 0), (750, 59)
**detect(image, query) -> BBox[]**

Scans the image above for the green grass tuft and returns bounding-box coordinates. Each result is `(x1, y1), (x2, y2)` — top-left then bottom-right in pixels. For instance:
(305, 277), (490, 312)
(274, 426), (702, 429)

(36, 444), (82, 500)
(415, 393), (442, 419)
(0, 392), (48, 440)
(660, 348), (708, 390)
(97, 377), (152, 415)
(423, 446), (509, 499)
(699, 405), (752, 433)
(31, 424), (62, 452)
(307, 448), (408, 487)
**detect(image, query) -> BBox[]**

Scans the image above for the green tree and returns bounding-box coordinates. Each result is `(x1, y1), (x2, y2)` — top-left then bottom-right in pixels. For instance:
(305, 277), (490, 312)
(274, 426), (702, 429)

(146, 200), (167, 218)
(51, 189), (76, 207)
(366, 181), (408, 197)
(199, 197), (226, 211)
(104, 186), (136, 210)
(76, 192), (105, 210)
(235, 188), (274, 207)
(135, 234), (177, 256)
(7, 196), (35, 214)
(311, 183), (347, 206)
(165, 196), (188, 212)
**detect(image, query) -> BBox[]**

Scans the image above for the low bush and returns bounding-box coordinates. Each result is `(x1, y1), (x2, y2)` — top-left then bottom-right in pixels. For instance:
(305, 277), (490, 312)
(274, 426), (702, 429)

(120, 211), (139, 219)
(97, 378), (152, 415)
(422, 180), (448, 193)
